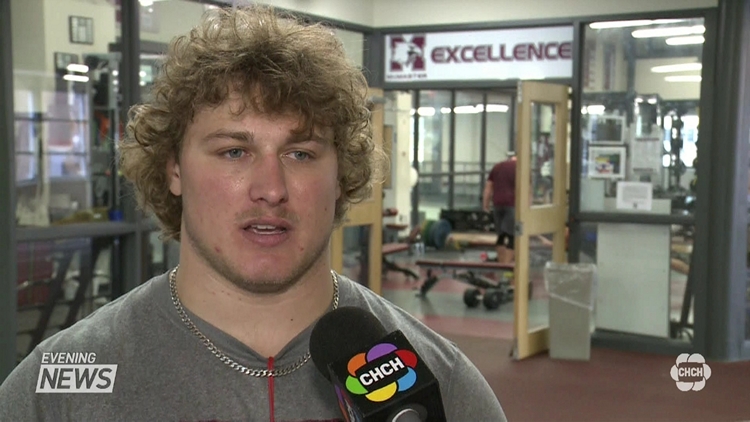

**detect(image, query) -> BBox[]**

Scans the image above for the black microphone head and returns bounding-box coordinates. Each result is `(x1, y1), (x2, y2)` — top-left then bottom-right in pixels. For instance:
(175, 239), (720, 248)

(310, 306), (388, 381)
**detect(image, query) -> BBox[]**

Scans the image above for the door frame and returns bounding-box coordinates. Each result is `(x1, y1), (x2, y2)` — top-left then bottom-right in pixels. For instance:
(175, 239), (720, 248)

(330, 88), (385, 295)
(513, 81), (570, 360)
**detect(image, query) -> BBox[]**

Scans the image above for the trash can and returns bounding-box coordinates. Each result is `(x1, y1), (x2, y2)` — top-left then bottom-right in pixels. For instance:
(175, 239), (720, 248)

(544, 262), (597, 361)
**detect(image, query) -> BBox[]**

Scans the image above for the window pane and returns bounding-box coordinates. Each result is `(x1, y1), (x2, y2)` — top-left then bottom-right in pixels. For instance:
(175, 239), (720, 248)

(454, 174), (482, 209)
(417, 90), (452, 174)
(485, 92), (513, 171)
(16, 237), (119, 363)
(418, 175), (449, 222)
(580, 18), (704, 215)
(342, 225), (372, 286)
(12, 0), (122, 226)
(454, 90), (484, 173)
(531, 102), (557, 207)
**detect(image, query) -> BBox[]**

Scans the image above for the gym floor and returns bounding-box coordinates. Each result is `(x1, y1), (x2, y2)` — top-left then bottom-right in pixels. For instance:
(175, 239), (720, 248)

(377, 248), (750, 422)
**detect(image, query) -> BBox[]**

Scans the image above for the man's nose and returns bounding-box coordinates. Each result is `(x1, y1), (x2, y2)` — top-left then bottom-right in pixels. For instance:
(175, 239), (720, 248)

(248, 154), (289, 205)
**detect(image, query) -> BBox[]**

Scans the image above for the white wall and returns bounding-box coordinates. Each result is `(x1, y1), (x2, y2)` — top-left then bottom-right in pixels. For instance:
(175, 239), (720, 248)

(43, 0), (118, 76)
(220, 0), (375, 27)
(11, 0), (47, 113)
(372, 0), (717, 27)
(141, 0), (208, 44)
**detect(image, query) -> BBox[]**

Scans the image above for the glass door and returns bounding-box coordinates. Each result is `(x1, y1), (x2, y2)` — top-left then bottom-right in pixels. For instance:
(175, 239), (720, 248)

(513, 81), (569, 360)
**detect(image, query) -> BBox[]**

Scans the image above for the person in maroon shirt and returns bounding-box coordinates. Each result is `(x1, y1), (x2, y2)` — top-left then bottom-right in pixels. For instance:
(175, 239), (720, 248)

(483, 152), (517, 264)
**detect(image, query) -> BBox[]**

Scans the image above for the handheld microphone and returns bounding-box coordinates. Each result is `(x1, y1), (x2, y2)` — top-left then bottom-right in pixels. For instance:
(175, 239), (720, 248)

(310, 307), (447, 422)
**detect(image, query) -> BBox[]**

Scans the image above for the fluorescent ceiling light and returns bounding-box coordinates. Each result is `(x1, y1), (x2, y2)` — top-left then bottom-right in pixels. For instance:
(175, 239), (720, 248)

(440, 107), (452, 114)
(589, 19), (686, 29)
(63, 74), (89, 83)
(581, 105), (605, 115)
(66, 64), (89, 73)
(417, 107), (435, 116)
(485, 104), (509, 113)
(665, 75), (702, 82)
(139, 0), (154, 6)
(632, 25), (705, 38)
(590, 20), (654, 29)
(666, 35), (705, 45)
(651, 63), (702, 73)
(647, 98), (658, 104)
(454, 105), (480, 114)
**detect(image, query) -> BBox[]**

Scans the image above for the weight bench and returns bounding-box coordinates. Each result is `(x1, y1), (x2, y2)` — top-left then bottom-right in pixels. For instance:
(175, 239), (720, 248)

(382, 243), (419, 281)
(415, 259), (530, 310)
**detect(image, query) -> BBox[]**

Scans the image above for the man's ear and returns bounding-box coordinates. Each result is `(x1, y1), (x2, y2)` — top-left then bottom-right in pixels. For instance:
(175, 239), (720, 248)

(167, 156), (182, 196)
(335, 182), (342, 200)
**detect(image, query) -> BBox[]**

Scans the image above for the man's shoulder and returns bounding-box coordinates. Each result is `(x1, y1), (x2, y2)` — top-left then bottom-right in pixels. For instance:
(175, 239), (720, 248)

(339, 278), (460, 366)
(31, 272), (168, 356)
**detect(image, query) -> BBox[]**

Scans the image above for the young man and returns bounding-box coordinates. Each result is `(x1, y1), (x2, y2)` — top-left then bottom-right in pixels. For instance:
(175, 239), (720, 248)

(0, 6), (506, 421)
(483, 152), (517, 264)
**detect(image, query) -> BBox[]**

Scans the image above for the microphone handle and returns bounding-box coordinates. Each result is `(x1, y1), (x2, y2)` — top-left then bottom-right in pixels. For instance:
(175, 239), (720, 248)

(390, 407), (424, 422)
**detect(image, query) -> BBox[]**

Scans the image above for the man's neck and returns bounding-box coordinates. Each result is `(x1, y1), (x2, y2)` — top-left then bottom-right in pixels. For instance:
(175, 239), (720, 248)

(173, 253), (335, 358)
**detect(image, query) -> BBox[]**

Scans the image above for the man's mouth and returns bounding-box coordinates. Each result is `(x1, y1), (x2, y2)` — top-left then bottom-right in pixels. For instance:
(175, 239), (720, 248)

(246, 224), (287, 235)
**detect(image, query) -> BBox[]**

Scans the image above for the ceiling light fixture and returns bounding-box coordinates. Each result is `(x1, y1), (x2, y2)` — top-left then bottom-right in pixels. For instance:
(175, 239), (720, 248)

(63, 74), (89, 83)
(651, 63), (702, 73)
(665, 75), (702, 82)
(632, 25), (705, 38)
(666, 35), (705, 45)
(66, 64), (89, 73)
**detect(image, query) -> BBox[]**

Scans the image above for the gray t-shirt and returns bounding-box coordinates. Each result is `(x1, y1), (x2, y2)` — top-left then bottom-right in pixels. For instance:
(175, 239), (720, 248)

(0, 271), (506, 421)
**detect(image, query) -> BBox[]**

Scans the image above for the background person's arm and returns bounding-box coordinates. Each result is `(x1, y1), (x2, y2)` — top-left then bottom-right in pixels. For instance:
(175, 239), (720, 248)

(483, 180), (494, 212)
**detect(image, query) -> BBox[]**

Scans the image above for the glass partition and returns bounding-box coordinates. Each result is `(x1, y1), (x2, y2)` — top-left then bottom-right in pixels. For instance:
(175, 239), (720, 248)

(485, 92), (513, 169)
(530, 102), (557, 207)
(16, 236), (119, 363)
(454, 90), (485, 174)
(12, 0), (123, 227)
(416, 90), (452, 174)
(580, 18), (705, 215)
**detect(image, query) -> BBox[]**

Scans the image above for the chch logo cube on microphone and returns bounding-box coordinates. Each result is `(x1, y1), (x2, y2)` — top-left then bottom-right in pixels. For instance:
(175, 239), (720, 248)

(36, 352), (117, 393)
(670, 353), (711, 392)
(344, 342), (418, 402)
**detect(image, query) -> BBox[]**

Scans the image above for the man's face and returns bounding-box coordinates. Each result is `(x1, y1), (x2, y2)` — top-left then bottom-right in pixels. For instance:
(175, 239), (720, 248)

(169, 93), (341, 294)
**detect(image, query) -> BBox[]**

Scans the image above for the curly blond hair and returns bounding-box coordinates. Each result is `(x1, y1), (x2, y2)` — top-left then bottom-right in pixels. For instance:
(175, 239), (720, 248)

(118, 6), (385, 241)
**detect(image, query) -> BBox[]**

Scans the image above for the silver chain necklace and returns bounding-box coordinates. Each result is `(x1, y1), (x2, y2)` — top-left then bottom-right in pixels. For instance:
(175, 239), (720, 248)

(169, 266), (339, 378)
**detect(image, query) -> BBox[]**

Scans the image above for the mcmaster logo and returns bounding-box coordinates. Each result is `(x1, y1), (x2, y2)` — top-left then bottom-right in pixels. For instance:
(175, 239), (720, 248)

(389, 35), (426, 73)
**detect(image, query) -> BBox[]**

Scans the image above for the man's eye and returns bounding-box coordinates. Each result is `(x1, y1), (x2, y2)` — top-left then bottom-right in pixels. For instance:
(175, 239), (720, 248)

(290, 151), (311, 161)
(225, 148), (244, 159)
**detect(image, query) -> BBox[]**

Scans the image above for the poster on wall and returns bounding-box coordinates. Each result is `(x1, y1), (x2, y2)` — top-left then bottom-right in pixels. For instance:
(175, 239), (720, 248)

(385, 26), (574, 83)
(588, 146), (626, 179)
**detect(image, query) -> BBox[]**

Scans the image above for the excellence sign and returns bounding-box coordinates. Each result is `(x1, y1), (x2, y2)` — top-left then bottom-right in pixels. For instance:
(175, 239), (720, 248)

(385, 26), (574, 83)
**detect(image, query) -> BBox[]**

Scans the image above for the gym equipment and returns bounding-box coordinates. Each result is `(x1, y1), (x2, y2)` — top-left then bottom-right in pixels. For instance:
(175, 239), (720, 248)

(439, 209), (495, 233)
(414, 259), (533, 310)
(381, 243), (418, 281)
